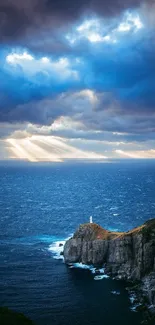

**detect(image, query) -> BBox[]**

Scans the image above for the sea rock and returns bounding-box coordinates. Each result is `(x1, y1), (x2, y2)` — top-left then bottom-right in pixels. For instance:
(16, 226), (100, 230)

(63, 219), (155, 310)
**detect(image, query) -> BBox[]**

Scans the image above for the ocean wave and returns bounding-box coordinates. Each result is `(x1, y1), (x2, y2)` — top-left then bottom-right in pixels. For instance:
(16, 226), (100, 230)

(48, 235), (72, 260)
(111, 290), (120, 295)
(130, 303), (142, 312)
(48, 238), (109, 280)
(129, 293), (136, 304)
(68, 263), (96, 273)
(95, 205), (103, 210)
(68, 263), (109, 280)
(48, 240), (65, 260)
(94, 274), (110, 280)
(129, 292), (143, 312)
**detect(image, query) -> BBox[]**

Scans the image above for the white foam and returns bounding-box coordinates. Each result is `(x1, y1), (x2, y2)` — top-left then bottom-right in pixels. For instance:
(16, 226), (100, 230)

(69, 263), (96, 273)
(49, 238), (110, 279)
(48, 240), (65, 260)
(95, 205), (103, 210)
(110, 207), (118, 211)
(111, 290), (120, 295)
(129, 293), (136, 304)
(48, 235), (72, 260)
(68, 263), (110, 279)
(148, 304), (154, 309)
(98, 268), (105, 274)
(94, 275), (109, 280)
(91, 268), (97, 274)
(130, 303), (142, 312)
(129, 293), (142, 312)
(102, 274), (109, 279)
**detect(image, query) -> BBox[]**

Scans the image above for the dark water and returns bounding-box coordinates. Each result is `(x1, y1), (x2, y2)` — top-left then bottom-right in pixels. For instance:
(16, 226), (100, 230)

(0, 161), (155, 325)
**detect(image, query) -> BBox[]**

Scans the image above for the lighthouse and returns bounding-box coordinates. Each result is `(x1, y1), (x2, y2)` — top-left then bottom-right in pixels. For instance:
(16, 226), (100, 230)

(90, 216), (93, 224)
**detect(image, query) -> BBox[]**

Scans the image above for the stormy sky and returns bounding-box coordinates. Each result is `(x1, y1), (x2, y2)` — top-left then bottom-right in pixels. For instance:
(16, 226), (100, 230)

(1, 0), (155, 161)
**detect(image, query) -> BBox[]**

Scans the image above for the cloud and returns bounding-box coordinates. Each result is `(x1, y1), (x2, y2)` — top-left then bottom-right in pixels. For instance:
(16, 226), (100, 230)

(0, 52), (82, 123)
(66, 12), (144, 46)
(1, 89), (155, 143)
(0, 1), (155, 160)
(6, 135), (106, 162)
(4, 132), (155, 161)
(6, 52), (78, 80)
(0, 0), (147, 45)
(115, 149), (155, 158)
(1, 7), (155, 121)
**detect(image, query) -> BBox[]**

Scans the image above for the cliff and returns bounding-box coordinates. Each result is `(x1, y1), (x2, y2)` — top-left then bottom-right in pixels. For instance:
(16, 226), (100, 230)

(0, 307), (35, 325)
(64, 219), (155, 309)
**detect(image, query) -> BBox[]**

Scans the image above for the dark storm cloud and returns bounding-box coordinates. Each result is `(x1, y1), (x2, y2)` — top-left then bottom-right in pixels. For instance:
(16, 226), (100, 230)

(0, 0), (150, 44)
(1, 27), (155, 128)
(0, 0), (155, 144)
(2, 88), (155, 142)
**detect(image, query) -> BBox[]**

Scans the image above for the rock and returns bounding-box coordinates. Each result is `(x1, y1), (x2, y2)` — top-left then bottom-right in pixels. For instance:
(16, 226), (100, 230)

(64, 220), (155, 280)
(63, 219), (155, 313)
(64, 223), (117, 265)
(0, 307), (35, 325)
(59, 243), (64, 247)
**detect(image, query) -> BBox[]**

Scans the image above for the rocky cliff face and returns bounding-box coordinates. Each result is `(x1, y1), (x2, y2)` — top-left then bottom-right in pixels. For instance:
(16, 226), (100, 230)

(64, 219), (155, 307)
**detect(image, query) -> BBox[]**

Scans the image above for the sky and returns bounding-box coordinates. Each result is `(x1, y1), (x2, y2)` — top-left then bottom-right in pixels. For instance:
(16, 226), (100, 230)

(0, 0), (155, 162)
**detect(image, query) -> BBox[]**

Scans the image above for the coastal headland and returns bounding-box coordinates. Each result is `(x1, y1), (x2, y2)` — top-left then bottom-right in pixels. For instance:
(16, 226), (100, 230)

(64, 219), (155, 322)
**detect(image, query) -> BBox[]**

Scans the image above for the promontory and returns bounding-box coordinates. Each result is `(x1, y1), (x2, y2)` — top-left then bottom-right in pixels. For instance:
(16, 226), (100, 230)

(63, 219), (155, 313)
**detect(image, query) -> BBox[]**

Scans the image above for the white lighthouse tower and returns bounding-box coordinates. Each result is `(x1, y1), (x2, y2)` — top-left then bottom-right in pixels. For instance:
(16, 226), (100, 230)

(90, 216), (93, 224)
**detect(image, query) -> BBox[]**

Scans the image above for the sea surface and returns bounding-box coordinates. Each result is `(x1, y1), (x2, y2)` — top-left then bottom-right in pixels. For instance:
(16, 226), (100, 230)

(0, 160), (155, 325)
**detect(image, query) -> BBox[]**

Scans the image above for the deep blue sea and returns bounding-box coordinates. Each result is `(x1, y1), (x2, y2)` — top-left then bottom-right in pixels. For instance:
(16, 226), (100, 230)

(0, 161), (155, 325)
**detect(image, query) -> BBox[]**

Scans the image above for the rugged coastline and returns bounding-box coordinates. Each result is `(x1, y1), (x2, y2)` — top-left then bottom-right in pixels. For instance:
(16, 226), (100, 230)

(63, 219), (155, 323)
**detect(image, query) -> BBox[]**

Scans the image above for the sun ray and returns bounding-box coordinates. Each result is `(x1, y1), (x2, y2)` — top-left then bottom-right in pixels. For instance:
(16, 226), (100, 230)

(23, 139), (62, 162)
(6, 136), (106, 162)
(6, 139), (38, 162)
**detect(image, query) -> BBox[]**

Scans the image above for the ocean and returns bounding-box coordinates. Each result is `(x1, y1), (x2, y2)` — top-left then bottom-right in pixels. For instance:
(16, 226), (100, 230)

(0, 160), (155, 325)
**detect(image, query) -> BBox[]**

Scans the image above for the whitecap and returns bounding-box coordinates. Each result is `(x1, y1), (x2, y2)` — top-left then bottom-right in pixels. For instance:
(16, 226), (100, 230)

(67, 263), (109, 278)
(101, 274), (110, 279)
(95, 205), (103, 210)
(98, 268), (105, 274)
(68, 263), (96, 273)
(94, 275), (109, 280)
(69, 263), (90, 270)
(49, 240), (110, 279)
(129, 293), (136, 304)
(130, 303), (142, 312)
(48, 240), (65, 260)
(110, 207), (118, 211)
(48, 235), (72, 260)
(111, 290), (120, 295)
(129, 293), (143, 312)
